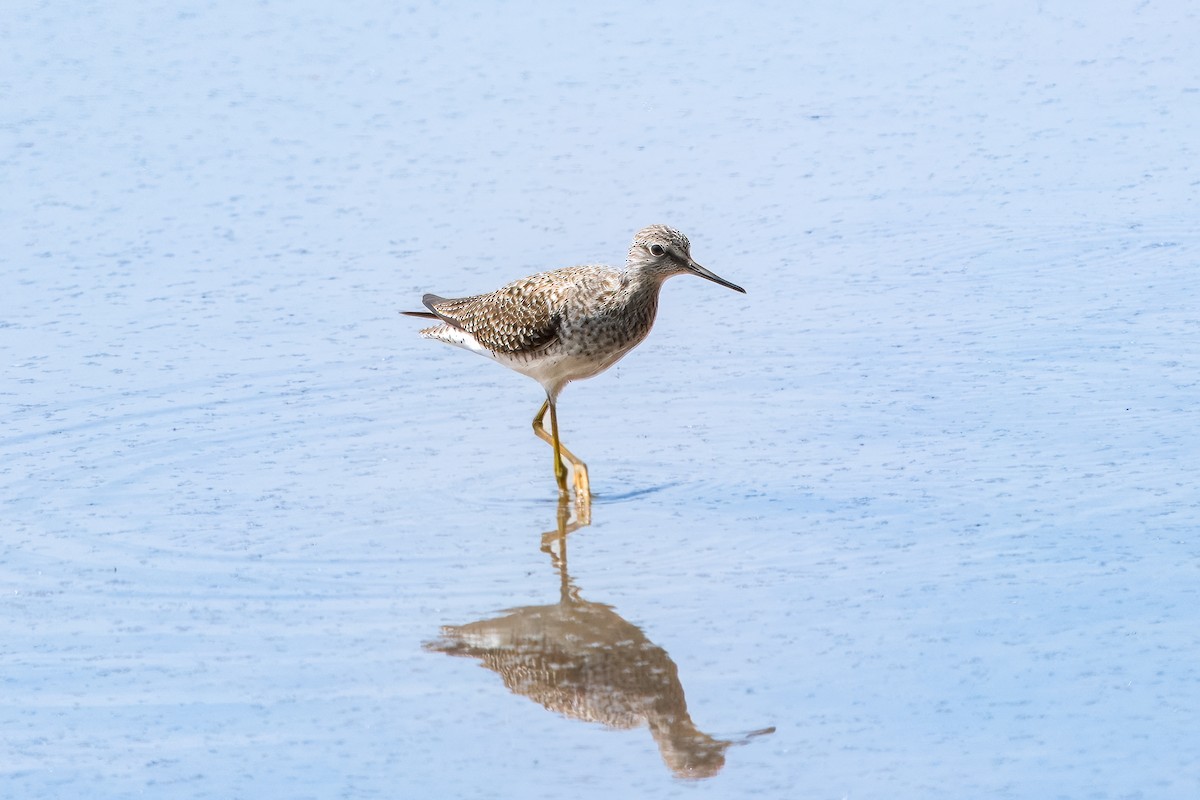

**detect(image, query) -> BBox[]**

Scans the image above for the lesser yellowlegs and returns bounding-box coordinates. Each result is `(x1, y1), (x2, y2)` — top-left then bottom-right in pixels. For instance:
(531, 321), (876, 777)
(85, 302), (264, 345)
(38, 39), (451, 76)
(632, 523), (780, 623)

(402, 224), (745, 499)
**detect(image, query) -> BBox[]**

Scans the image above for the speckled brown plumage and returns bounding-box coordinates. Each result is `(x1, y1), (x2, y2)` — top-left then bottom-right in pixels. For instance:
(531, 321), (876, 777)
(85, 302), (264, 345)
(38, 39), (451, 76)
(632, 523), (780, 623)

(405, 225), (743, 397)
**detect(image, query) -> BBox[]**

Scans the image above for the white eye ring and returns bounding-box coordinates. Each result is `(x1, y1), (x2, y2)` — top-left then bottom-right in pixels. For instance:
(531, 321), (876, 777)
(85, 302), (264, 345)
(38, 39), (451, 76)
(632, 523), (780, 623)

(649, 244), (666, 257)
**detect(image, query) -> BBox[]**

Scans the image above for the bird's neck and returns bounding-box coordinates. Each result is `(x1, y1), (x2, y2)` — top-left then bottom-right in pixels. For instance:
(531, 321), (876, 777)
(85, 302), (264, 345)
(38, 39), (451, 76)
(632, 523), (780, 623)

(622, 266), (670, 299)
(617, 270), (665, 319)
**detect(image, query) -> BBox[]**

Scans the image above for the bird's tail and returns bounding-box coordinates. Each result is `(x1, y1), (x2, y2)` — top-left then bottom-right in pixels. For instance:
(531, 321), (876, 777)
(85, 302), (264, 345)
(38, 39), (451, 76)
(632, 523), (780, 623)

(400, 310), (438, 320)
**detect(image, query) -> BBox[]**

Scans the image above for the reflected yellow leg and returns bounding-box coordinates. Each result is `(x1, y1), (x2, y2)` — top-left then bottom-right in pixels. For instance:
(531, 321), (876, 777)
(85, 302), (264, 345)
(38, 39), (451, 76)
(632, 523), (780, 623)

(532, 399), (591, 500)
(539, 492), (592, 571)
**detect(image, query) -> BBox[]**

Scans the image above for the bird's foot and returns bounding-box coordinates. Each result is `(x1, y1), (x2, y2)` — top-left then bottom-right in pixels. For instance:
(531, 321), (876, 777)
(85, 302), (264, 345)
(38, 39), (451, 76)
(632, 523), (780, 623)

(571, 463), (590, 502)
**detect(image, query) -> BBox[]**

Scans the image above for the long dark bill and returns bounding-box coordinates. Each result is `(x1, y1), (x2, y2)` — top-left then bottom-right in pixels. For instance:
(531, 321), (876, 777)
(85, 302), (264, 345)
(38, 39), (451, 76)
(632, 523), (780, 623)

(688, 261), (746, 294)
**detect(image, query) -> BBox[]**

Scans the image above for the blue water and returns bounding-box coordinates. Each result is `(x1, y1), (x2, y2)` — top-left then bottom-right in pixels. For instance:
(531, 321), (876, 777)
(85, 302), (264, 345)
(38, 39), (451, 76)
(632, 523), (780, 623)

(3, 1), (1198, 797)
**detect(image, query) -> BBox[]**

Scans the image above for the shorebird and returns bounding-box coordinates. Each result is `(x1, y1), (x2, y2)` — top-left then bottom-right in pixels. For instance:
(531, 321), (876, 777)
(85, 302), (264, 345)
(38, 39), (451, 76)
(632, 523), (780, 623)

(402, 224), (745, 499)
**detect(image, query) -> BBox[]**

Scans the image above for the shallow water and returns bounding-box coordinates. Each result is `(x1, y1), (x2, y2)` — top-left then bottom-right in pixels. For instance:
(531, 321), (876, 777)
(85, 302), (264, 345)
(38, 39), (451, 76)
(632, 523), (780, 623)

(4, 1), (1199, 797)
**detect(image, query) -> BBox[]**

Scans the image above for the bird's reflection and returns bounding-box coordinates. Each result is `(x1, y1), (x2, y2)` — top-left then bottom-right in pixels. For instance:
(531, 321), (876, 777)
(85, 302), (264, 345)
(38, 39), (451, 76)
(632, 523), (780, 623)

(424, 496), (772, 779)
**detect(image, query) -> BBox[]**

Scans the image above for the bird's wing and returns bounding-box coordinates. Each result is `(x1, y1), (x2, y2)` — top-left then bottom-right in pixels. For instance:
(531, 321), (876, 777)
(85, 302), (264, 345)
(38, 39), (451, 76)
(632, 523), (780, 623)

(422, 280), (561, 355)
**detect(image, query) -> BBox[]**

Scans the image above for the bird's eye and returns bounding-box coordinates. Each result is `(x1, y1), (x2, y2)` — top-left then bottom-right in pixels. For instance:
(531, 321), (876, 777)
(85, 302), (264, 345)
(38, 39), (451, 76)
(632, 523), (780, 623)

(649, 244), (666, 257)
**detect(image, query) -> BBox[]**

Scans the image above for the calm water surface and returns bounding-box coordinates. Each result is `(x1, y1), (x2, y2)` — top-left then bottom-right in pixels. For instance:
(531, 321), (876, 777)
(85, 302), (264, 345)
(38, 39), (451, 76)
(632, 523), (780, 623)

(3, 1), (1198, 797)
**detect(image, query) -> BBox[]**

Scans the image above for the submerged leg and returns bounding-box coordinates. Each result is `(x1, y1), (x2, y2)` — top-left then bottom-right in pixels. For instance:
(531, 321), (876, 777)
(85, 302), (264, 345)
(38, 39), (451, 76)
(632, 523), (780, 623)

(532, 398), (591, 500)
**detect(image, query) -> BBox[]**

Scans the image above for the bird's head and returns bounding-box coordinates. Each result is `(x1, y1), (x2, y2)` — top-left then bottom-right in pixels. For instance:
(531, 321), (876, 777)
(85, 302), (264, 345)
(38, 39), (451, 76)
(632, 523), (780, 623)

(627, 224), (746, 293)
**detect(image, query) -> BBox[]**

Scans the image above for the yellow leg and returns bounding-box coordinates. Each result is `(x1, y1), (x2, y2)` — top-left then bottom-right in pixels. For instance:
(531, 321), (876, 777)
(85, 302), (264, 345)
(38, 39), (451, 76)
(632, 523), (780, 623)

(536, 399), (569, 495)
(532, 399), (591, 500)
